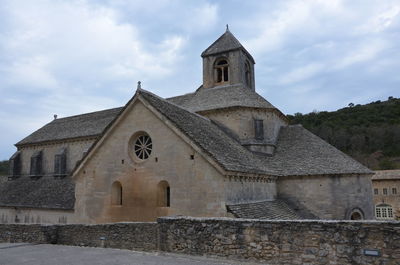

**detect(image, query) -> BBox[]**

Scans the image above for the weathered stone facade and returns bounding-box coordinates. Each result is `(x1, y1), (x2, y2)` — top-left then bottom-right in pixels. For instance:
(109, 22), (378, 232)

(73, 101), (229, 223)
(1, 217), (399, 264)
(278, 174), (374, 219)
(0, 208), (73, 224)
(18, 138), (95, 176)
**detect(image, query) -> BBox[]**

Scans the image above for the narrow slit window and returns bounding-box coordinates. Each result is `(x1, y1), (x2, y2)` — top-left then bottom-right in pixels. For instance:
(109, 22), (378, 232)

(166, 186), (170, 207)
(245, 61), (251, 87)
(254, 119), (264, 140)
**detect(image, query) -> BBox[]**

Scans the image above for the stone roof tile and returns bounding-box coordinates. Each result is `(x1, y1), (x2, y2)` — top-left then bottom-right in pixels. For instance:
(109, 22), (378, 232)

(16, 107), (123, 146)
(14, 89), (372, 177)
(167, 85), (276, 113)
(372, 170), (400, 180)
(226, 200), (303, 220)
(0, 177), (75, 210)
(142, 90), (372, 176)
(264, 125), (373, 176)
(201, 30), (254, 63)
(139, 90), (274, 175)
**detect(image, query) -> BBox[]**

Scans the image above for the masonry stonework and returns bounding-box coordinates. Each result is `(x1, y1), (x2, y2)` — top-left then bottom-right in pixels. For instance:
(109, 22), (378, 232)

(18, 139), (95, 176)
(0, 207), (74, 224)
(73, 101), (229, 223)
(278, 174), (374, 220)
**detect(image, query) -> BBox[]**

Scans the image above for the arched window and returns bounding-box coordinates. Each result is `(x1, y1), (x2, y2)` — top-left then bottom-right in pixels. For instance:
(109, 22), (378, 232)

(111, 181), (122, 205)
(214, 58), (229, 84)
(157, 180), (170, 207)
(375, 204), (394, 219)
(245, 61), (251, 87)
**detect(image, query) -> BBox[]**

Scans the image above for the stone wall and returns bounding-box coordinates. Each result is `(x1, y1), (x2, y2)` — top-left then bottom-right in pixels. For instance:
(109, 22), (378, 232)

(202, 108), (287, 146)
(158, 217), (400, 264)
(0, 224), (57, 244)
(278, 174), (374, 220)
(0, 222), (158, 252)
(1, 217), (400, 264)
(56, 222), (158, 251)
(18, 138), (95, 176)
(0, 207), (74, 224)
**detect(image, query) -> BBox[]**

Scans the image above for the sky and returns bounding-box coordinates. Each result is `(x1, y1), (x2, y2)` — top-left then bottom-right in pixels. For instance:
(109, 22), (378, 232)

(1, 0), (400, 160)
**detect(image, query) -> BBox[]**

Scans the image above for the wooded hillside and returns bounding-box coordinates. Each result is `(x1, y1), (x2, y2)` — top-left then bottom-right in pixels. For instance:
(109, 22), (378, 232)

(287, 97), (400, 170)
(0, 160), (9, 175)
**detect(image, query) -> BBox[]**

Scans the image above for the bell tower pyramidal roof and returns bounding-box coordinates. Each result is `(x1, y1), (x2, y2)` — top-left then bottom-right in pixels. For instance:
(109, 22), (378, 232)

(201, 27), (256, 90)
(201, 26), (254, 63)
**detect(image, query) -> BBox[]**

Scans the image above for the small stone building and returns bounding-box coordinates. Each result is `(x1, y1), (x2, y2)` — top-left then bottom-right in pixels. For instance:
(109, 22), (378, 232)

(0, 29), (374, 224)
(372, 170), (400, 220)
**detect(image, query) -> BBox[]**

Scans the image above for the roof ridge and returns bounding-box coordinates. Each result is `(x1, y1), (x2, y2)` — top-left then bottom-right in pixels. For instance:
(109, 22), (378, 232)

(166, 91), (196, 100)
(139, 89), (210, 122)
(201, 30), (242, 56)
(53, 106), (123, 121)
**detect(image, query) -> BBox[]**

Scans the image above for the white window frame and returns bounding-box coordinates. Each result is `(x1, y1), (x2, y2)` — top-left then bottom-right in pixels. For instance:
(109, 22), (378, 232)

(375, 204), (394, 220)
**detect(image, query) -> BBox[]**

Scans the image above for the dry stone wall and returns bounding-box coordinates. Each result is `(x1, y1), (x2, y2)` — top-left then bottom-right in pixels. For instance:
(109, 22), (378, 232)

(158, 217), (400, 264)
(56, 222), (158, 251)
(1, 217), (400, 264)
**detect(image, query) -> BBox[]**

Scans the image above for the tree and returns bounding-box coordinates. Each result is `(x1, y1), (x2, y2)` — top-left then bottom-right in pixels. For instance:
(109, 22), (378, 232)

(0, 160), (9, 176)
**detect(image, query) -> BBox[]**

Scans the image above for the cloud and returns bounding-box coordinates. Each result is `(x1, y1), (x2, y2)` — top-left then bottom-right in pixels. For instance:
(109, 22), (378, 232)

(356, 3), (400, 33)
(2, 55), (58, 90)
(1, 0), (400, 160)
(333, 39), (388, 69)
(278, 63), (325, 85)
(0, 0), (186, 89)
(0, 0), (189, 159)
(245, 0), (345, 55)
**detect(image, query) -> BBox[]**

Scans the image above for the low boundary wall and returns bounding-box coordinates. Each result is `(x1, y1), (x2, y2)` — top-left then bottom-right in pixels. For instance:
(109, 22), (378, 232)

(1, 217), (399, 264)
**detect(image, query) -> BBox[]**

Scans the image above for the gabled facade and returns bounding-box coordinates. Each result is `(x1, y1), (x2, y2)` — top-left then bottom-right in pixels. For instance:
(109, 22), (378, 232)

(0, 29), (374, 224)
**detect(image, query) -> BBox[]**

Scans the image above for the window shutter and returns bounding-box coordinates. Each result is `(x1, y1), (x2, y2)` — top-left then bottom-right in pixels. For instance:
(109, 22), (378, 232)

(9, 158), (15, 176)
(9, 151), (21, 177)
(54, 155), (61, 175)
(36, 151), (42, 175)
(30, 151), (43, 176)
(30, 156), (37, 175)
(54, 148), (67, 176)
(60, 152), (67, 175)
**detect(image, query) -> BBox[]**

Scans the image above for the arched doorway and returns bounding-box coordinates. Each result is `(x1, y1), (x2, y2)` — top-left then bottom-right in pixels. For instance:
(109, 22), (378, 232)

(348, 208), (364, 220)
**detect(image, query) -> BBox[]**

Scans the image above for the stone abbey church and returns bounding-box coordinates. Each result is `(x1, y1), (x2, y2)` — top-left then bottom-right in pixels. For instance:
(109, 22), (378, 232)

(1, 29), (374, 224)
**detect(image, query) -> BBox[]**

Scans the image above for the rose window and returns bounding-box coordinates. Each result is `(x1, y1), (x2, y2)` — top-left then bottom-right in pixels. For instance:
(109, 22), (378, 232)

(133, 134), (152, 160)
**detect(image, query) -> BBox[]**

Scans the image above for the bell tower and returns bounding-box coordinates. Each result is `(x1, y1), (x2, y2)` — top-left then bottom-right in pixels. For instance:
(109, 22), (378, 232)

(201, 26), (255, 90)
